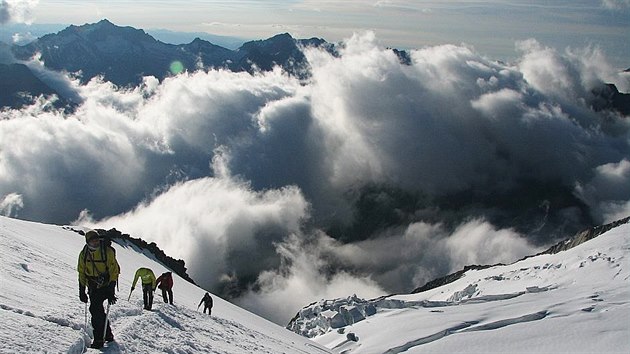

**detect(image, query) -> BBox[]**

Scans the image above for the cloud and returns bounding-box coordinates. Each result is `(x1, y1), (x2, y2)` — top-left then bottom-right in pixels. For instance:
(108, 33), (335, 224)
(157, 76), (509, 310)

(601, 0), (630, 9)
(22, 53), (84, 104)
(576, 159), (630, 223)
(444, 219), (536, 270)
(0, 192), (23, 217)
(79, 152), (311, 294)
(516, 39), (625, 101)
(0, 1), (9, 25)
(314, 219), (537, 293)
(235, 233), (386, 324)
(236, 218), (537, 324)
(1, 32), (629, 324)
(0, 0), (38, 25)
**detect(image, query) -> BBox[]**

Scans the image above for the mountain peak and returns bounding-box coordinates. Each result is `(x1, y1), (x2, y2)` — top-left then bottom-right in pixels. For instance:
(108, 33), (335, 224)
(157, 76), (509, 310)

(10, 22), (330, 86)
(271, 32), (294, 40)
(70, 19), (150, 40)
(96, 18), (115, 27)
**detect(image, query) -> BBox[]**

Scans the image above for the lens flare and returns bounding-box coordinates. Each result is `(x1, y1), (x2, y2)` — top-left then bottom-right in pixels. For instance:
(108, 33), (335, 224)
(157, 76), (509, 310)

(169, 61), (184, 75)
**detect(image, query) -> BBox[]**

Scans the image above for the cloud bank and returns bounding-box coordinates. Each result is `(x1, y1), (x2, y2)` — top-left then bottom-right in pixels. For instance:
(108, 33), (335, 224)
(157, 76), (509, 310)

(1, 33), (629, 324)
(602, 0), (630, 10)
(0, 0), (37, 25)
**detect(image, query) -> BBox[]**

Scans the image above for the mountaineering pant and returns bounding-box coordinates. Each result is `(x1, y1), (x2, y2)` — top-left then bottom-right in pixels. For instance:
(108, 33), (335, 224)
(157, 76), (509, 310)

(88, 286), (113, 341)
(203, 305), (212, 315)
(161, 288), (173, 304)
(142, 284), (154, 310)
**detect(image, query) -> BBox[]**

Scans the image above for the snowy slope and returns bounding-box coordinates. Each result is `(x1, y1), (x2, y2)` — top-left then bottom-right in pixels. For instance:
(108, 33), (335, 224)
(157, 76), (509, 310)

(304, 220), (630, 353)
(2, 214), (629, 354)
(0, 216), (330, 353)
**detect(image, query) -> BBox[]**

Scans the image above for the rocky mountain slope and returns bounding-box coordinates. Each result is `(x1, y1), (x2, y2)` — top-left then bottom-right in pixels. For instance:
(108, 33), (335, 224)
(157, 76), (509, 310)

(10, 19), (330, 86)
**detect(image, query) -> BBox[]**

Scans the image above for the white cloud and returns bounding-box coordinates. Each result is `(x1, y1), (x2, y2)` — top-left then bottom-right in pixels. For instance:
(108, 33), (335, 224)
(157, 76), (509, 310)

(0, 0), (38, 25)
(4, 32), (627, 226)
(576, 159), (630, 223)
(81, 169), (310, 293)
(601, 0), (630, 9)
(11, 31), (36, 44)
(236, 233), (385, 324)
(0, 193), (23, 217)
(1, 32), (629, 324)
(233, 217), (538, 324)
(445, 220), (536, 270)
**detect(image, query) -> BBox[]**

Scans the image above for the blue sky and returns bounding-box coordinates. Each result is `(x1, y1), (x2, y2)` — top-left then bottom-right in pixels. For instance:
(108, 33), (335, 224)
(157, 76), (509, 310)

(2, 0), (628, 67)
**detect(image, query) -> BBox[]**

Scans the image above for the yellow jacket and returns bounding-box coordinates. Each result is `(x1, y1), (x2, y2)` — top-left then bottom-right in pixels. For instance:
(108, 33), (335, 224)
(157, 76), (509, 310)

(132, 268), (156, 290)
(77, 245), (120, 289)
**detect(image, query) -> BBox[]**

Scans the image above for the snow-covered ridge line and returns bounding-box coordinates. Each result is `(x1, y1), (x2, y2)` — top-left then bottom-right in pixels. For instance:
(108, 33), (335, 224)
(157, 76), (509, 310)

(412, 215), (630, 294)
(65, 226), (197, 286)
(533, 215), (630, 256)
(288, 216), (630, 339)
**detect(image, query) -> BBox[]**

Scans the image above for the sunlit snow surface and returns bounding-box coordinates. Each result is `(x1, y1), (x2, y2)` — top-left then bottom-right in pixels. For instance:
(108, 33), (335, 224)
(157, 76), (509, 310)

(1, 214), (629, 353)
(311, 220), (630, 353)
(0, 216), (330, 353)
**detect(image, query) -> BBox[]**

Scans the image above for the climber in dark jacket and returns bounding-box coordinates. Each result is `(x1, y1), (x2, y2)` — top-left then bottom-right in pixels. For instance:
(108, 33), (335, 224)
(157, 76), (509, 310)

(198, 292), (213, 315)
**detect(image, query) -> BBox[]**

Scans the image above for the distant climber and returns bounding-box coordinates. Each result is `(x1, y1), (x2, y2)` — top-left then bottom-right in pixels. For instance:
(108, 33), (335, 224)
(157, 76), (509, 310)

(156, 271), (174, 305)
(131, 267), (156, 310)
(198, 292), (213, 315)
(77, 230), (120, 349)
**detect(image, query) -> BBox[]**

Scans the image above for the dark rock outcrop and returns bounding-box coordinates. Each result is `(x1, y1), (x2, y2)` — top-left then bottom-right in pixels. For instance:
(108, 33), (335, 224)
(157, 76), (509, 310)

(591, 83), (630, 117)
(533, 215), (630, 256)
(68, 226), (196, 285)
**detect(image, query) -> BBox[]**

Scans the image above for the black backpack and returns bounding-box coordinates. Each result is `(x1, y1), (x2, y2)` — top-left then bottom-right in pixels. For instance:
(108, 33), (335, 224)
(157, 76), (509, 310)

(82, 234), (119, 288)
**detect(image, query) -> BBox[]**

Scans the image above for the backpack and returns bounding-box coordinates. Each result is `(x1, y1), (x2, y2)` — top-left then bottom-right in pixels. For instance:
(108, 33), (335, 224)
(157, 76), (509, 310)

(157, 272), (173, 289)
(82, 234), (119, 289)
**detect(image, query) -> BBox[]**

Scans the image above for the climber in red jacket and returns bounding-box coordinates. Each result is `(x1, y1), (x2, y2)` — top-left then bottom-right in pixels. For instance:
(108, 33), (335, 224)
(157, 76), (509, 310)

(156, 271), (174, 305)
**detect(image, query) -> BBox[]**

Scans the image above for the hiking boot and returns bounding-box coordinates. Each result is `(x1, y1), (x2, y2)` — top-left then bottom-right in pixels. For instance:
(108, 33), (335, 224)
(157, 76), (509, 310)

(105, 334), (114, 342)
(90, 340), (104, 349)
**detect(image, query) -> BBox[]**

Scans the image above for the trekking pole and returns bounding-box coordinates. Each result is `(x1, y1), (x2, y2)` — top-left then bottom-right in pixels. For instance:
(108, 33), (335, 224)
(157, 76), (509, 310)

(127, 288), (133, 301)
(103, 303), (110, 343)
(84, 302), (88, 330)
(83, 302), (89, 351)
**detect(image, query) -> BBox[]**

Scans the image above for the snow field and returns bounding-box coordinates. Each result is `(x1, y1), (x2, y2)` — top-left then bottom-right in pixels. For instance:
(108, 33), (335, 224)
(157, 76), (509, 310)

(0, 216), (330, 353)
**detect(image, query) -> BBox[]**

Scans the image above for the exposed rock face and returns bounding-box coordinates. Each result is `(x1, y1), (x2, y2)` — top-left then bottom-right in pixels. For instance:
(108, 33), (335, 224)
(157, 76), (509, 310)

(411, 264), (497, 294)
(591, 83), (630, 117)
(0, 63), (62, 108)
(535, 216), (630, 255)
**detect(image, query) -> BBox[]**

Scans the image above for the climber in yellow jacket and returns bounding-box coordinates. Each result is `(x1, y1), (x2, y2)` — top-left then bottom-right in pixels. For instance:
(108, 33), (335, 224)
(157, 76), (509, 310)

(131, 267), (156, 310)
(77, 230), (120, 349)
